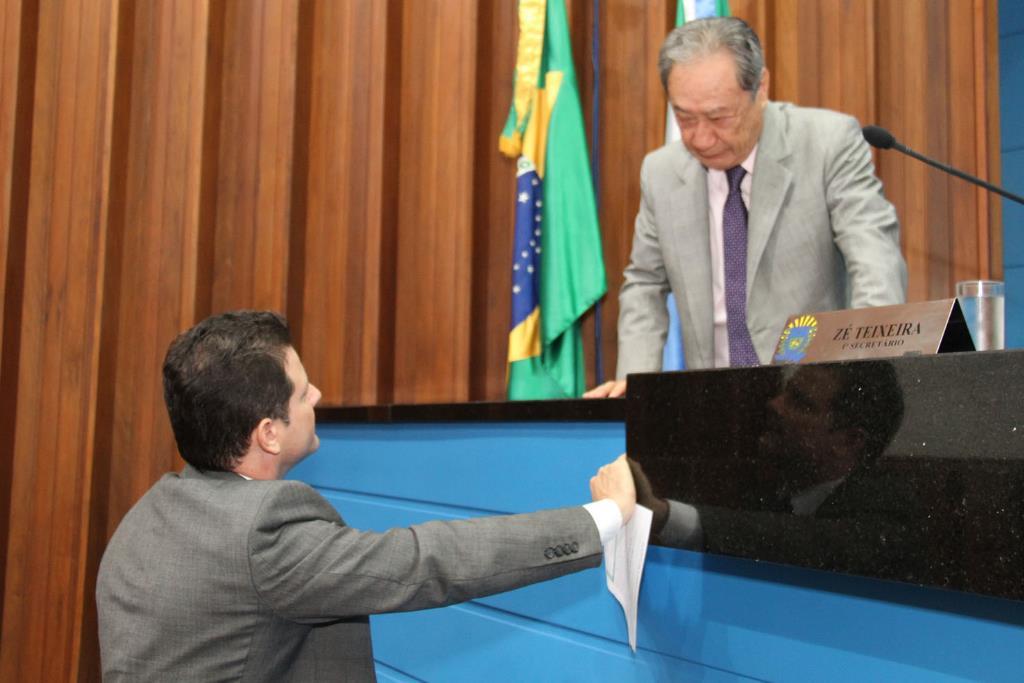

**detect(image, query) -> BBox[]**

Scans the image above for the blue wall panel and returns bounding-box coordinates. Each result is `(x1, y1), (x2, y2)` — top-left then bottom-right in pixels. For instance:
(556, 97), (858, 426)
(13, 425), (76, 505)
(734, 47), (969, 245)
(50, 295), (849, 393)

(1000, 6), (1024, 348)
(296, 422), (626, 513)
(998, 33), (1024, 152)
(1000, 148), (1024, 267)
(1000, 1), (1024, 37)
(1004, 265), (1024, 348)
(290, 421), (1024, 681)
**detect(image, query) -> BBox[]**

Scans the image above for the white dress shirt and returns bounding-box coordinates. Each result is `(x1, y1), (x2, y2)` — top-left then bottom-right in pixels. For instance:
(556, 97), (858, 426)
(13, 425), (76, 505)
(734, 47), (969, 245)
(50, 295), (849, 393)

(583, 498), (625, 545)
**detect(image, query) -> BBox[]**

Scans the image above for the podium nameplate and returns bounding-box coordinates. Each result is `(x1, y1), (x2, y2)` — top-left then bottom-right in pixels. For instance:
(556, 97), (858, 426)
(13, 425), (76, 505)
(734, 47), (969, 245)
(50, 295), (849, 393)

(771, 299), (974, 364)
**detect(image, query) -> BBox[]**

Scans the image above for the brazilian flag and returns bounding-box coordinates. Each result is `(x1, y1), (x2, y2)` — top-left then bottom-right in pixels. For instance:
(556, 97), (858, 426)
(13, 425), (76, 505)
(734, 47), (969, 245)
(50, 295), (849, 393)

(499, 0), (606, 399)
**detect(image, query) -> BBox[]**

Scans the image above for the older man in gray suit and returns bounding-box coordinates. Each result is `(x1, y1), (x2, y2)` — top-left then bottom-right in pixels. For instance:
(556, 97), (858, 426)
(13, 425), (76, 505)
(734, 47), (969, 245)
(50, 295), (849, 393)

(97, 311), (635, 681)
(587, 17), (906, 398)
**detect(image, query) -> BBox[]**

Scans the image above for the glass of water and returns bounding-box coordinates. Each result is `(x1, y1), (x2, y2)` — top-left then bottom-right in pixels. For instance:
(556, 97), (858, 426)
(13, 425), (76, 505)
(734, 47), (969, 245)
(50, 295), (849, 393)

(956, 280), (1005, 351)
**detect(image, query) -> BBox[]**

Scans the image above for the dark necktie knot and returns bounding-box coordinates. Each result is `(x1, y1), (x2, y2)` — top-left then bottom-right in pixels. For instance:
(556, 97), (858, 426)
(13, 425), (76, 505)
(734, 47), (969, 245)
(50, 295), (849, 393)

(726, 165), (746, 192)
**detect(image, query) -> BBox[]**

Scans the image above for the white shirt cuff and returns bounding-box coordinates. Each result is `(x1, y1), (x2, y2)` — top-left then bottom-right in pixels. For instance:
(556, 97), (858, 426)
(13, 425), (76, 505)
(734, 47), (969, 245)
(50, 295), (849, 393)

(583, 498), (624, 546)
(660, 499), (703, 550)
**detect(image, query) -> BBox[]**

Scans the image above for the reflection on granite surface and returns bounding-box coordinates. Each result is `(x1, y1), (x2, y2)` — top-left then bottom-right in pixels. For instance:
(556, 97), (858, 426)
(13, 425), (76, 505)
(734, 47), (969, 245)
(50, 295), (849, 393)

(627, 352), (1024, 600)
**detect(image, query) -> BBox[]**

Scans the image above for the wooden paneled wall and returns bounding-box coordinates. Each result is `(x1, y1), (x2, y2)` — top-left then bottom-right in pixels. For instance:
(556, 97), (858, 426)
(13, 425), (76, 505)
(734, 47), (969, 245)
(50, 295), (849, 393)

(0, 0), (1001, 679)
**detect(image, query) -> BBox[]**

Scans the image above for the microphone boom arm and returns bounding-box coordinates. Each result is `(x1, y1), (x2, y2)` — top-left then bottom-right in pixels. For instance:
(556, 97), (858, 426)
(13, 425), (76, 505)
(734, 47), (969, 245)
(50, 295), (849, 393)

(893, 142), (1024, 206)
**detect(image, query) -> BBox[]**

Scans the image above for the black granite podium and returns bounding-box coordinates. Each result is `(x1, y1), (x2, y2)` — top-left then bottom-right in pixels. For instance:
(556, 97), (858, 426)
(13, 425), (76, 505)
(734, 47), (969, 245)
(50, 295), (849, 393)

(627, 350), (1024, 601)
(309, 354), (1023, 678)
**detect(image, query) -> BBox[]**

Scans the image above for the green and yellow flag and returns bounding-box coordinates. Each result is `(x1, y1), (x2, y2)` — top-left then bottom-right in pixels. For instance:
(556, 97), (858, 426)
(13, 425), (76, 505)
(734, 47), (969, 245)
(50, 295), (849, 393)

(500, 0), (606, 399)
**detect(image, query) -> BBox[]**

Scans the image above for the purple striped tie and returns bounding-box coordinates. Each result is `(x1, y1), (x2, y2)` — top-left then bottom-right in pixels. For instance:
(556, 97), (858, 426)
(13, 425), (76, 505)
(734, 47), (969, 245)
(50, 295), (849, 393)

(723, 166), (759, 367)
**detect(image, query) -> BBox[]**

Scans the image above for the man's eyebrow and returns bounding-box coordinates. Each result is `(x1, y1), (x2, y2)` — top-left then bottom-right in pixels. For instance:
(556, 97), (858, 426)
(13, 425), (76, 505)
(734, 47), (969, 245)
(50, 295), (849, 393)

(672, 105), (733, 117)
(705, 106), (734, 116)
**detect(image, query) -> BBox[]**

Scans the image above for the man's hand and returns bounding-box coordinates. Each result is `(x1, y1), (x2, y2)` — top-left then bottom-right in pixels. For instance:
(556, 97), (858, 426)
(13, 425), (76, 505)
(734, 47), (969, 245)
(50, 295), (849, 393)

(627, 458), (669, 535)
(583, 379), (627, 399)
(590, 454), (636, 524)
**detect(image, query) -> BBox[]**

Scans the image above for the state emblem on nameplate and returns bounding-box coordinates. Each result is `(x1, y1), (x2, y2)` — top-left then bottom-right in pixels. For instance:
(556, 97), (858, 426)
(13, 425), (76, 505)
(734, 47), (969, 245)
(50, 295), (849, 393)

(773, 315), (819, 363)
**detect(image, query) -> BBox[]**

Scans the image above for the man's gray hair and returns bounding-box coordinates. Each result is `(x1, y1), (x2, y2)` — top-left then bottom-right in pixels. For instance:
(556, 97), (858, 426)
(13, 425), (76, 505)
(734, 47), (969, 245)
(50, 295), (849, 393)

(658, 17), (764, 94)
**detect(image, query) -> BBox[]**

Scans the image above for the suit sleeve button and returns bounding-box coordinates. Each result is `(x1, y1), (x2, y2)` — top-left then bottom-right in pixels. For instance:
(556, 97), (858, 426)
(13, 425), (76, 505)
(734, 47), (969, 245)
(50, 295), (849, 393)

(544, 547), (555, 559)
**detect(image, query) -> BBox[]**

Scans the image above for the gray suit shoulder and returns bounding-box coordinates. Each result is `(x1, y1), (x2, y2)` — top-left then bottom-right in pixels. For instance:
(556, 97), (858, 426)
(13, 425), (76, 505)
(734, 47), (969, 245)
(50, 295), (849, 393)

(112, 468), (336, 546)
(770, 101), (863, 148)
(249, 476), (345, 528)
(641, 140), (688, 178)
(756, 102), (871, 184)
(772, 101), (860, 126)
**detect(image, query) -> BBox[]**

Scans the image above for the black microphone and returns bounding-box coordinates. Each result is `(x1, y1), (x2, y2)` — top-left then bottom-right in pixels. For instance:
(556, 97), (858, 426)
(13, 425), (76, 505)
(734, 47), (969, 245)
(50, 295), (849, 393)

(862, 125), (896, 150)
(863, 125), (1024, 205)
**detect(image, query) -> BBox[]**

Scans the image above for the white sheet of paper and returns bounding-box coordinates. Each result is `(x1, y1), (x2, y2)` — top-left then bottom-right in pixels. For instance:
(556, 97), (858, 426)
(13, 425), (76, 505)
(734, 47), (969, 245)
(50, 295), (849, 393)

(603, 504), (652, 652)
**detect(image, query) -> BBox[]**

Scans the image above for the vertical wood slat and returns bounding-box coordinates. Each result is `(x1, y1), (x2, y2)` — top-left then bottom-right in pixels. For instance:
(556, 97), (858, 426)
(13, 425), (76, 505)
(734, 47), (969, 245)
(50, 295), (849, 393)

(949, 0), (982, 285)
(768, 0), (876, 126)
(927, 3), (954, 299)
(298, 0), (396, 406)
(682, 0), (998, 305)
(79, 1), (133, 679)
(878, 1), (931, 301)
(392, 1), (478, 403)
(731, 0), (770, 67)
(983, 0), (1002, 279)
(100, 0), (211, 558)
(468, 0), (517, 400)
(770, 0), (813, 105)
(82, 3), (212, 678)
(0, 0), (28, 635)
(0, 0), (21, 322)
(872, 0), (999, 301)
(0, 1), (119, 680)
(973, 0), (990, 278)
(591, 0), (673, 384)
(210, 0), (297, 314)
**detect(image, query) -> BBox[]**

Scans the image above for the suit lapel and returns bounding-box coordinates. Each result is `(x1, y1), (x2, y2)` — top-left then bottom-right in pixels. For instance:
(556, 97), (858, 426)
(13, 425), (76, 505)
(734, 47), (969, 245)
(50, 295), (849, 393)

(666, 147), (714, 367)
(747, 103), (793, 293)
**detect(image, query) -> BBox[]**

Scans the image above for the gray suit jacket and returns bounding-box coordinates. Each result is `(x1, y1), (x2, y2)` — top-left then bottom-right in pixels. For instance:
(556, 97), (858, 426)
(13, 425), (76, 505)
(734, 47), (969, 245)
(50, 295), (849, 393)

(96, 465), (601, 681)
(617, 102), (907, 374)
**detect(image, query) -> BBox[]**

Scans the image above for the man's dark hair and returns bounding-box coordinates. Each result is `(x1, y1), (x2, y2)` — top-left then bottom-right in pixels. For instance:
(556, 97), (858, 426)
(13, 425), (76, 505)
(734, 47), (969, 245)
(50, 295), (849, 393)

(162, 310), (293, 471)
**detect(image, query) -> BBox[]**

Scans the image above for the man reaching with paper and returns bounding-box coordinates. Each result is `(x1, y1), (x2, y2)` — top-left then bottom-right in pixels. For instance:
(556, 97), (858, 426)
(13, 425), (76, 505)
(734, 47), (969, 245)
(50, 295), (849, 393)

(97, 310), (638, 681)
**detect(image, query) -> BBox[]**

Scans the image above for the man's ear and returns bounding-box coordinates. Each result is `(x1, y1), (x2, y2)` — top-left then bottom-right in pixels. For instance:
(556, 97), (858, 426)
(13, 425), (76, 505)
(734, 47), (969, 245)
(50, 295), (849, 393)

(252, 417), (282, 455)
